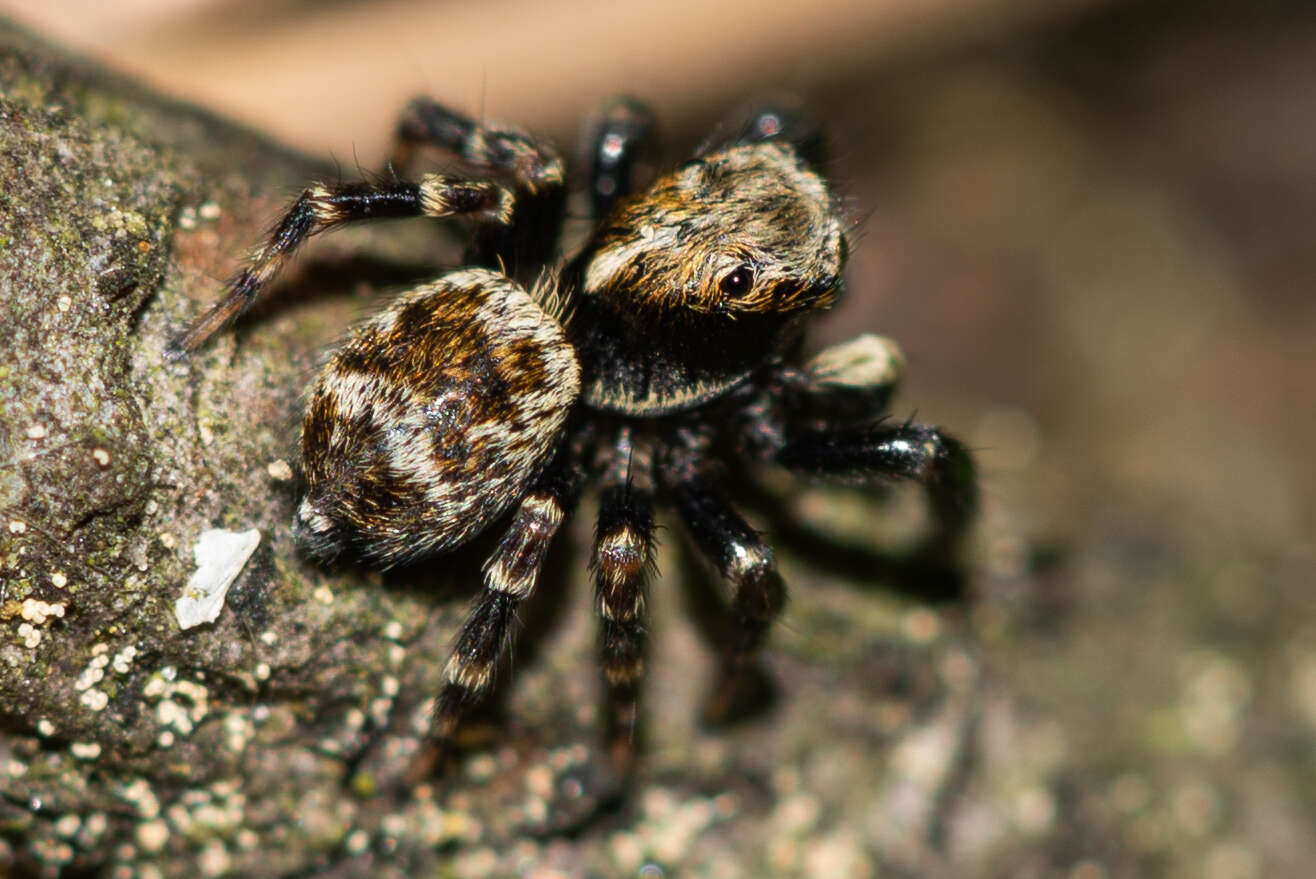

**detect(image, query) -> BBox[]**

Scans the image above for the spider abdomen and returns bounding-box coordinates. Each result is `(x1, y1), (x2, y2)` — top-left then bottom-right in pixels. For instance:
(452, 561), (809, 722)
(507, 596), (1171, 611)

(294, 269), (579, 566)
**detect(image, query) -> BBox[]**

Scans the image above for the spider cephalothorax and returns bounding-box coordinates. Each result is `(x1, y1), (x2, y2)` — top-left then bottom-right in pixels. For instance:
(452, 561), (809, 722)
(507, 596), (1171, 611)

(171, 96), (976, 778)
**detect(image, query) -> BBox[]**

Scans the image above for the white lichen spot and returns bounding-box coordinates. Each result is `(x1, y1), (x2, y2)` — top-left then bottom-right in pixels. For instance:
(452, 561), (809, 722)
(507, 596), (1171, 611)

(198, 422), (214, 446)
(158, 531), (177, 550)
(223, 711), (254, 751)
(8, 520), (27, 534)
(313, 584), (334, 605)
(178, 206), (198, 230)
(91, 448), (111, 468)
(383, 620), (404, 641)
(18, 623), (41, 649)
(199, 201), (222, 221)
(254, 661), (271, 681)
(121, 778), (161, 819)
(112, 645), (138, 674)
(156, 700), (191, 734)
(70, 741), (102, 760)
(345, 829), (370, 856)
(50, 571), (67, 589)
(157, 730), (176, 748)
(54, 813), (81, 838)
(57, 295), (72, 312)
(25, 424), (47, 440)
(75, 647), (112, 691)
(369, 697), (392, 726)
(80, 689), (109, 711)
(266, 459), (293, 481)
(84, 811), (108, 839)
(136, 818), (169, 853)
(1014, 785), (1057, 833)
(175, 528), (261, 630)
(36, 719), (55, 737)
(21, 599), (67, 625)
(198, 840), (231, 876)
(902, 607), (941, 644)
(258, 629), (278, 647)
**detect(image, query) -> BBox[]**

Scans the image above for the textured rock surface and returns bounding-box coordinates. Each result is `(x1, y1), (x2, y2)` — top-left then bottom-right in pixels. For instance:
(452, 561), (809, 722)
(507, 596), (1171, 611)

(5, 5), (1316, 878)
(0, 20), (983, 878)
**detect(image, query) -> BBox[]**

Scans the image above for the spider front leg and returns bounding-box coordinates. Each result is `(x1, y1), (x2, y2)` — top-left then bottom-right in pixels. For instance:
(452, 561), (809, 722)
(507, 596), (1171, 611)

(168, 174), (514, 355)
(590, 438), (656, 775)
(754, 334), (975, 593)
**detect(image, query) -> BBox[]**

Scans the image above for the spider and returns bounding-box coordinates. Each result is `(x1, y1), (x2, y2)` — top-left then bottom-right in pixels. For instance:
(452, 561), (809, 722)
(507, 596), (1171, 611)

(169, 96), (976, 778)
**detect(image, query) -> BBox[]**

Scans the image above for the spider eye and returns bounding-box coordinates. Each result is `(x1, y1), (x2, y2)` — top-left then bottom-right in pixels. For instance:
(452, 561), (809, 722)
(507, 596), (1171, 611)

(719, 265), (755, 296)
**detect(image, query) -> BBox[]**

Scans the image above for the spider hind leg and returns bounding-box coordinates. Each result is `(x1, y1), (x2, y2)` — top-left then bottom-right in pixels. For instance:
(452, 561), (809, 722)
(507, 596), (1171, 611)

(403, 464), (580, 782)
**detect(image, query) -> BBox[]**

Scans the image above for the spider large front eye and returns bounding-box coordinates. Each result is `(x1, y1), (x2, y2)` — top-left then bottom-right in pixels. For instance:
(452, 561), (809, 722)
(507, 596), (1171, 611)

(719, 265), (755, 296)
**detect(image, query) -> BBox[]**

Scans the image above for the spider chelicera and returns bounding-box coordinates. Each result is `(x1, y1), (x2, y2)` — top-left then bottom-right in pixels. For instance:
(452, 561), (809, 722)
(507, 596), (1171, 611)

(170, 96), (976, 778)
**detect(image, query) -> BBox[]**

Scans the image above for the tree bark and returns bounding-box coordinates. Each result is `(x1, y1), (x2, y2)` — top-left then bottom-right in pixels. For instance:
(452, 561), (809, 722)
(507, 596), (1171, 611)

(0, 19), (979, 877)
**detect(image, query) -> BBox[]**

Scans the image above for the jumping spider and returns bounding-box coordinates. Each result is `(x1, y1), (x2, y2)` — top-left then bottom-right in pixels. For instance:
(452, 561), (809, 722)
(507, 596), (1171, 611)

(171, 96), (976, 777)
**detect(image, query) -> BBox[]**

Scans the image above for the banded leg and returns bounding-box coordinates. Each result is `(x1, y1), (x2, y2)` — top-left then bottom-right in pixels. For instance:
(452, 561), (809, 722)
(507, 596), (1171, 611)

(669, 472), (786, 723)
(391, 98), (564, 192)
(581, 96), (656, 219)
(777, 421), (978, 551)
(390, 97), (565, 274)
(430, 465), (579, 742)
(168, 175), (514, 355)
(591, 479), (655, 773)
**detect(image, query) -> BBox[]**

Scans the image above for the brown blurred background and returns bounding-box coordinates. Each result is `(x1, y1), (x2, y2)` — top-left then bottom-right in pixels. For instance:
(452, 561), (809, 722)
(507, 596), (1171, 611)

(5, 0), (1314, 875)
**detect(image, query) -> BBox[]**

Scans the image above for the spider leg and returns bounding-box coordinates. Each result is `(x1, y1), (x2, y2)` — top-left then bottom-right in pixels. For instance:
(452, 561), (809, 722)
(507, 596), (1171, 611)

(390, 97), (565, 275)
(416, 463), (579, 765)
(665, 463), (786, 725)
(776, 421), (978, 553)
(704, 99), (826, 168)
(581, 96), (656, 219)
(744, 335), (975, 590)
(590, 444), (656, 775)
(167, 175), (514, 355)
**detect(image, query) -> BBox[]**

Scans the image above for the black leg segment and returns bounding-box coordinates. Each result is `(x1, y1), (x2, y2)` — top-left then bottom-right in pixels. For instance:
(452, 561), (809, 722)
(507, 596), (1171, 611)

(777, 421), (977, 548)
(582, 96), (656, 219)
(168, 175), (513, 356)
(670, 478), (785, 661)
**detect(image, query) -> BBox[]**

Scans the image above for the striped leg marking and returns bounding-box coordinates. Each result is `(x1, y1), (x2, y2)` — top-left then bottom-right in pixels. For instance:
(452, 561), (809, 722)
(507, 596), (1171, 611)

(591, 483), (655, 765)
(168, 175), (514, 356)
(433, 486), (569, 739)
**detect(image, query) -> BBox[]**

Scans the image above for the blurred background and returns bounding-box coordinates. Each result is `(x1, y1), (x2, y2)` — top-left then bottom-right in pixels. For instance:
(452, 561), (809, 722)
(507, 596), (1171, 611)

(4, 0), (1313, 875)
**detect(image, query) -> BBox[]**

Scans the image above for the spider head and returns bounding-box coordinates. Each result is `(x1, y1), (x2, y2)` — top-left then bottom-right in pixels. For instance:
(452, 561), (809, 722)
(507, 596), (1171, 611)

(578, 140), (846, 321)
(568, 139), (847, 415)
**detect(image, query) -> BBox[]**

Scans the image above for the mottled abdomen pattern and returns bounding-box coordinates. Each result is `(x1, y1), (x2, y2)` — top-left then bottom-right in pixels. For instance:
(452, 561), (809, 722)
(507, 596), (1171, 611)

(294, 269), (579, 566)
